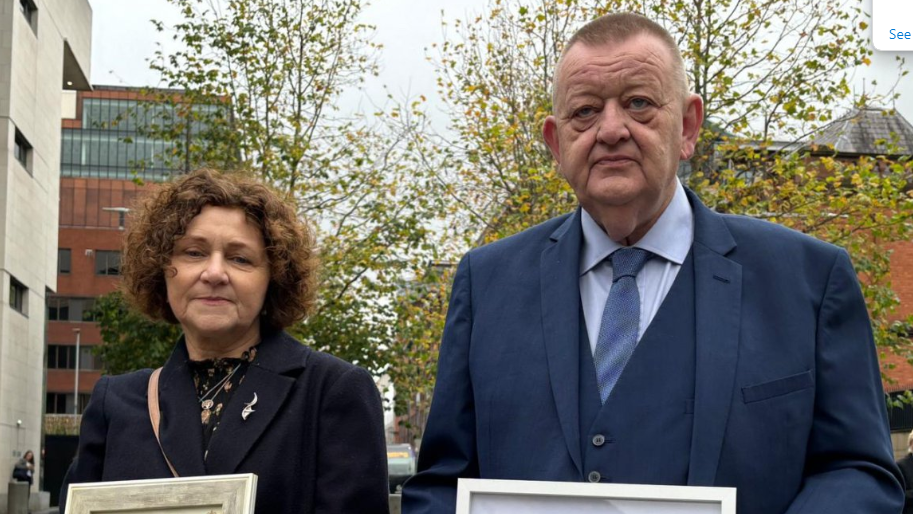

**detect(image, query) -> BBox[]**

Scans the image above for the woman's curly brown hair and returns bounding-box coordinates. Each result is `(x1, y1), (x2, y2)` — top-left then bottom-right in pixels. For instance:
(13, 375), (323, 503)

(121, 168), (317, 330)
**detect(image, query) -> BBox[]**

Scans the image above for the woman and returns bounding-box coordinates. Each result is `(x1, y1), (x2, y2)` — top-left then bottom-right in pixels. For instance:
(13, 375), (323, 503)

(12, 450), (34, 486)
(61, 169), (389, 513)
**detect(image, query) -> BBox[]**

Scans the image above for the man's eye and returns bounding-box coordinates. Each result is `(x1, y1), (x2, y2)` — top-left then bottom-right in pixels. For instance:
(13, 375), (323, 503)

(629, 98), (652, 110)
(573, 106), (596, 118)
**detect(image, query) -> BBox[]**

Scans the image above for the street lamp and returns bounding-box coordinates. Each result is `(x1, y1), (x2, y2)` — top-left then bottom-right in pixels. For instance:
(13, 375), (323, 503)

(73, 328), (80, 415)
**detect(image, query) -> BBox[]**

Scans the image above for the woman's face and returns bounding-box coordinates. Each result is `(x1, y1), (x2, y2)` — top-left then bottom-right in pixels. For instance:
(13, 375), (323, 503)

(23, 451), (32, 461)
(165, 206), (270, 346)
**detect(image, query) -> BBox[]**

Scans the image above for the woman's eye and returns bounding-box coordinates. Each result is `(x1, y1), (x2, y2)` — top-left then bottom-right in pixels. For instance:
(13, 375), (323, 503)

(184, 249), (204, 257)
(231, 256), (251, 265)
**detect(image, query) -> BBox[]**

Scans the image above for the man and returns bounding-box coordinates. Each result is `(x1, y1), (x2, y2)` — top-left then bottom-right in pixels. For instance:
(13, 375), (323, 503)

(897, 430), (913, 513)
(402, 12), (903, 514)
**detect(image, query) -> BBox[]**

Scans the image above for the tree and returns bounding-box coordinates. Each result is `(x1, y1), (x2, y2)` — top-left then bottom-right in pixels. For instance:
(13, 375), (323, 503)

(407, 0), (602, 245)
(643, 0), (885, 175)
(93, 291), (182, 374)
(94, 0), (445, 376)
(414, 0), (907, 233)
(392, 0), (913, 423)
(386, 263), (454, 440)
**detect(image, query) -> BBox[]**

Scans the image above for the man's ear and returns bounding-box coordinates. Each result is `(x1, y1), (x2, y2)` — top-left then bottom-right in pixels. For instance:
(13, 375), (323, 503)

(680, 94), (704, 160)
(543, 115), (561, 162)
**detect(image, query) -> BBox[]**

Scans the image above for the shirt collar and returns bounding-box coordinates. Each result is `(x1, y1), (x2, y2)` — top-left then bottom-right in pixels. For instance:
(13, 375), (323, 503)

(579, 178), (694, 276)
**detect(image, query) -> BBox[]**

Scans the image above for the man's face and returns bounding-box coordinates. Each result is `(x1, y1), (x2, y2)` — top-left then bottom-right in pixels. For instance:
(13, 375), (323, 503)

(543, 34), (703, 244)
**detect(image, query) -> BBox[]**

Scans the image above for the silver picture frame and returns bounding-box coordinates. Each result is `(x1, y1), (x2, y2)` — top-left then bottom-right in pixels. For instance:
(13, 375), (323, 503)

(64, 473), (257, 514)
(457, 478), (736, 514)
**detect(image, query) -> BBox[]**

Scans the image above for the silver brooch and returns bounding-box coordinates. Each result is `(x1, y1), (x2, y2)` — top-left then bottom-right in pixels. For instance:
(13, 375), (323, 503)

(241, 393), (258, 421)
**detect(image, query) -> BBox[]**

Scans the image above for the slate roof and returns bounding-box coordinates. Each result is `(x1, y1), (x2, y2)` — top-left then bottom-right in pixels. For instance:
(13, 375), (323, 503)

(808, 107), (913, 156)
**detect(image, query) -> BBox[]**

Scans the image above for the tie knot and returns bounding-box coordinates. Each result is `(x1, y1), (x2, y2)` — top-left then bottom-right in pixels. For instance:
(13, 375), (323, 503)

(609, 247), (652, 281)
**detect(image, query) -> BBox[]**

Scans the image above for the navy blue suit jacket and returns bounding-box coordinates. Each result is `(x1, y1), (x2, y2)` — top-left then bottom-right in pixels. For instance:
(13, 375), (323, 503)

(61, 330), (389, 514)
(403, 191), (903, 513)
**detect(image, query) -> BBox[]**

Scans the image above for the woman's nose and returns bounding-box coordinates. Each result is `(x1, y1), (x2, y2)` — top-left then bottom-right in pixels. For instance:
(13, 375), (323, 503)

(200, 254), (229, 284)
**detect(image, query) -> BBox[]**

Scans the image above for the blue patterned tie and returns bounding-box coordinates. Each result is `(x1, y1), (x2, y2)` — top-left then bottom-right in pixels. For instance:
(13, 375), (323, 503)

(594, 247), (652, 404)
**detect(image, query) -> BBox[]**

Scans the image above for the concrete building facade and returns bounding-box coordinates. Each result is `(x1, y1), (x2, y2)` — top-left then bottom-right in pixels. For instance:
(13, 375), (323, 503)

(0, 0), (91, 499)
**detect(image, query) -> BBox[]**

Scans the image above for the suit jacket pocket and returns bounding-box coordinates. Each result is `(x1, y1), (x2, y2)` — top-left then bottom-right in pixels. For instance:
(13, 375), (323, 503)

(742, 370), (813, 404)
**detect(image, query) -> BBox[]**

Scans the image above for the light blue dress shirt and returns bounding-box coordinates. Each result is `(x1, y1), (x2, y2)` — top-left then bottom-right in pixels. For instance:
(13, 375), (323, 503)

(579, 179), (694, 356)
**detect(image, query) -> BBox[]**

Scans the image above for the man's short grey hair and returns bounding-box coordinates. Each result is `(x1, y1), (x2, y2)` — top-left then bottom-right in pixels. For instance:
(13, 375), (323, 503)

(552, 12), (690, 112)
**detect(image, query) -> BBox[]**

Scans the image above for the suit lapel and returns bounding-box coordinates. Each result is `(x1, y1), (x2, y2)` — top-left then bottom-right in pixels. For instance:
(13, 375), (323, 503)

(157, 331), (308, 476)
(685, 190), (742, 486)
(204, 331), (307, 474)
(158, 338), (207, 476)
(540, 210), (584, 477)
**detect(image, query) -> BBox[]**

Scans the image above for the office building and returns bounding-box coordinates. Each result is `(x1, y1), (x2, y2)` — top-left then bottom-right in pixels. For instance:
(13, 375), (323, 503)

(0, 0), (91, 506)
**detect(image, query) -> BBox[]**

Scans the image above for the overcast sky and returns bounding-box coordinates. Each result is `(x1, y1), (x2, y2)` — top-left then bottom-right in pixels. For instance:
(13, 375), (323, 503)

(87, 0), (913, 130)
(87, 0), (482, 115)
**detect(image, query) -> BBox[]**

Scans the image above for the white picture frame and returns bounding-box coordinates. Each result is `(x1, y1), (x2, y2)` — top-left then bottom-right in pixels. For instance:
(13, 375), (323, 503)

(457, 478), (736, 514)
(64, 473), (257, 514)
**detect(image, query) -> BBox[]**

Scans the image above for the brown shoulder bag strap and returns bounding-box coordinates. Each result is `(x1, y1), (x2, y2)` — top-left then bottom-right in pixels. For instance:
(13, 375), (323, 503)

(147, 367), (179, 477)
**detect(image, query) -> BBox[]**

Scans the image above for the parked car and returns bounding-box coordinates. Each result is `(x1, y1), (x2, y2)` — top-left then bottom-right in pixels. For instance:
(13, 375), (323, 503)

(387, 443), (416, 493)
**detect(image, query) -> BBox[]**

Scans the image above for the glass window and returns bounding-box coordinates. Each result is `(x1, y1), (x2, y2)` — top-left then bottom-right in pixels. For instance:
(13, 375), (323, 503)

(63, 96), (199, 181)
(48, 296), (96, 322)
(61, 134), (74, 166)
(79, 346), (98, 370)
(46, 348), (58, 369)
(45, 393), (91, 415)
(47, 345), (76, 369)
(80, 298), (96, 322)
(47, 345), (99, 372)
(78, 393), (90, 413)
(13, 129), (32, 172)
(48, 296), (69, 321)
(46, 393), (65, 414)
(58, 248), (71, 274)
(13, 138), (24, 164)
(95, 250), (121, 276)
(18, 0), (37, 32)
(9, 276), (27, 315)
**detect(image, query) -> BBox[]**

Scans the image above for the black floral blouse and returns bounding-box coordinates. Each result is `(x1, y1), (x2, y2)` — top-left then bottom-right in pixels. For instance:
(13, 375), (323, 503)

(189, 345), (259, 458)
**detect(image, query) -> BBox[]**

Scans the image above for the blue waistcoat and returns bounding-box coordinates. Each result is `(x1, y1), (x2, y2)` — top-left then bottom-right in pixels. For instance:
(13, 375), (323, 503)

(578, 250), (696, 484)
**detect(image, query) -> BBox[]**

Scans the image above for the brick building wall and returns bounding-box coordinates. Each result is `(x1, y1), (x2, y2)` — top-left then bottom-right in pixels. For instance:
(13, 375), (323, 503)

(45, 177), (152, 416)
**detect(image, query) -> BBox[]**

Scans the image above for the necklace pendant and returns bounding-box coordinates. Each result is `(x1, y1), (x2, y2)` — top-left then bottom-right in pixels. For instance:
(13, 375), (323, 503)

(201, 399), (214, 411)
(201, 408), (211, 424)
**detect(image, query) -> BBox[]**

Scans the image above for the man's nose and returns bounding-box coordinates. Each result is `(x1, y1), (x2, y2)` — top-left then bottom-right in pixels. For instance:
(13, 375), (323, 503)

(595, 102), (630, 146)
(201, 254), (229, 284)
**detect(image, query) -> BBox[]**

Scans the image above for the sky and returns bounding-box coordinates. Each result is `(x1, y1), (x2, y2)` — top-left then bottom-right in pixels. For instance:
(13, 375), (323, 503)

(87, 0), (483, 118)
(87, 0), (913, 133)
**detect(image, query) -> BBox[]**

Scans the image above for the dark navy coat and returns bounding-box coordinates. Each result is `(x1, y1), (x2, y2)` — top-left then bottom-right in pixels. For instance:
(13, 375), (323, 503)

(61, 330), (389, 513)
